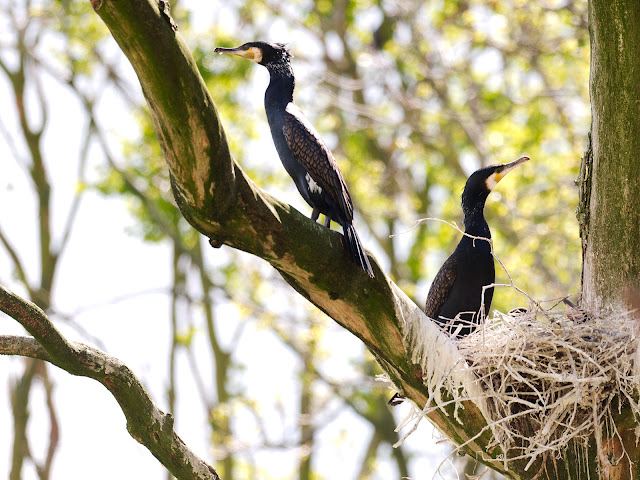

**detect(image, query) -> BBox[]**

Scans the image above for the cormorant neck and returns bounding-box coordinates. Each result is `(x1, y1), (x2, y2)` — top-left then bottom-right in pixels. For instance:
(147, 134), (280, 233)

(265, 62), (295, 110)
(462, 201), (490, 236)
(266, 60), (294, 81)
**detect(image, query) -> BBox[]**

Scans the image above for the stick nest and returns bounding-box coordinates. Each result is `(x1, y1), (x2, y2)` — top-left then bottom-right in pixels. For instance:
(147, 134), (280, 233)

(457, 304), (640, 471)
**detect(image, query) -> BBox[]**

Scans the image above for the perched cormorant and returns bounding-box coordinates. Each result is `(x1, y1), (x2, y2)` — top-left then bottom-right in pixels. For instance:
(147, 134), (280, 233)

(388, 157), (529, 407)
(215, 41), (374, 277)
(424, 156), (529, 337)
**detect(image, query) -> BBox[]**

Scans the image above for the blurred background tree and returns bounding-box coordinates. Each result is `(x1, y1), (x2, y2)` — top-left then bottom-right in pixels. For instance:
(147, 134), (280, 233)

(0, 0), (588, 479)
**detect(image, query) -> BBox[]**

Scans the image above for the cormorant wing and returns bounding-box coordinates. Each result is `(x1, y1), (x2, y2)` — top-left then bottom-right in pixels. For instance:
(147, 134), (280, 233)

(424, 254), (458, 321)
(282, 103), (354, 220)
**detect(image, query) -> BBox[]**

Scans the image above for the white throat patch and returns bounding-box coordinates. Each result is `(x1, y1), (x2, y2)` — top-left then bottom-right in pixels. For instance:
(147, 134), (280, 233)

(485, 175), (499, 191)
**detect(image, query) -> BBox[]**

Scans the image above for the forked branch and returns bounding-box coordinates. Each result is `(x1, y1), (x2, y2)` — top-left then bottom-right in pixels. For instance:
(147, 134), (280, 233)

(0, 285), (221, 480)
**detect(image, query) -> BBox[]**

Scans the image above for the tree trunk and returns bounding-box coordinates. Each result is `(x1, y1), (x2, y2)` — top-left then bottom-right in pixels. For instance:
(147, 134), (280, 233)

(571, 1), (640, 479)
(582, 0), (640, 310)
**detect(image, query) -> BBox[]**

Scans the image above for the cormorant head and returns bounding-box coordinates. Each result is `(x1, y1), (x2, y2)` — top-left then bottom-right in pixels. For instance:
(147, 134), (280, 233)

(215, 41), (291, 69)
(461, 156), (529, 221)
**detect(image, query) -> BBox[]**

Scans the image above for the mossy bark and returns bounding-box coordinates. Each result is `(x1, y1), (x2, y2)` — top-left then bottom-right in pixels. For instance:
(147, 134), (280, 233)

(578, 1), (640, 479)
(582, 0), (640, 311)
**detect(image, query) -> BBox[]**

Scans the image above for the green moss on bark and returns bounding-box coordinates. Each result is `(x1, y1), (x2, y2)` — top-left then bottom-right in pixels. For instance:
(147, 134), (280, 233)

(584, 0), (640, 309)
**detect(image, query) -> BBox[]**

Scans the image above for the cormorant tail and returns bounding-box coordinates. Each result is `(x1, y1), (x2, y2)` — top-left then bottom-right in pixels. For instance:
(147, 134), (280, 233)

(342, 222), (375, 278)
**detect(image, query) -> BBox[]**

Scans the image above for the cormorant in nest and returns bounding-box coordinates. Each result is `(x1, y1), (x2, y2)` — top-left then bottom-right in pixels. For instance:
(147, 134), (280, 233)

(389, 156), (529, 406)
(425, 156), (530, 337)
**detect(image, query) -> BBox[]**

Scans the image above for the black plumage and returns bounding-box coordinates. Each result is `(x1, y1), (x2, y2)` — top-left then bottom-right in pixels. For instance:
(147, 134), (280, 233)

(215, 41), (374, 277)
(425, 156), (529, 337)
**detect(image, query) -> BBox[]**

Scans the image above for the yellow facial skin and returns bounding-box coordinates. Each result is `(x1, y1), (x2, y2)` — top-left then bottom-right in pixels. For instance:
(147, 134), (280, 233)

(215, 45), (263, 64)
(485, 156), (529, 190)
(247, 47), (263, 63)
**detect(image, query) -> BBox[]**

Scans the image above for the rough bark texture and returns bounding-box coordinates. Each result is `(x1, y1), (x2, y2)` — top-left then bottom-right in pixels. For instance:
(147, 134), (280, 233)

(583, 0), (640, 311)
(574, 1), (640, 478)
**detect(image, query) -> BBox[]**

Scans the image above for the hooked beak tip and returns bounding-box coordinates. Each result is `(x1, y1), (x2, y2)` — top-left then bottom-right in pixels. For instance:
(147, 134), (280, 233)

(494, 155), (530, 183)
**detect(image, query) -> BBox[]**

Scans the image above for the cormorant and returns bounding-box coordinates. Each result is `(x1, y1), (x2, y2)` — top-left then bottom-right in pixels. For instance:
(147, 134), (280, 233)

(215, 41), (374, 278)
(424, 156), (529, 337)
(388, 157), (528, 407)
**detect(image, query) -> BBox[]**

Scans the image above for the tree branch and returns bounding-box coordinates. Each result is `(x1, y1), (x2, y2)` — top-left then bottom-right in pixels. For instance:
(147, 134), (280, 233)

(0, 286), (222, 480)
(88, 0), (505, 472)
(0, 226), (32, 294)
(91, 0), (407, 394)
(1, 336), (51, 361)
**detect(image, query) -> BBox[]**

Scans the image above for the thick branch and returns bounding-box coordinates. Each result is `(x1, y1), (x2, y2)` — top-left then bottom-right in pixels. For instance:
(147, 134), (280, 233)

(0, 286), (221, 480)
(87, 0), (514, 472)
(91, 0), (411, 405)
(92, 0), (236, 231)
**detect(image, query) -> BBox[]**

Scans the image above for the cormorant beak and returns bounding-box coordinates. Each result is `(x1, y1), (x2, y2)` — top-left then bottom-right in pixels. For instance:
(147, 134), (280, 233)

(486, 156), (530, 190)
(214, 45), (263, 64)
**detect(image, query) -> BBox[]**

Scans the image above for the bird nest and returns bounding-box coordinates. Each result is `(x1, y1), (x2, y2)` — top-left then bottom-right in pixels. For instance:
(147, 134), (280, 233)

(459, 304), (640, 472)
(395, 301), (640, 476)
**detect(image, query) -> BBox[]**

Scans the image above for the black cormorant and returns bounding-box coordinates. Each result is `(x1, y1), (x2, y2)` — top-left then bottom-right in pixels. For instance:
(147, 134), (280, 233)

(424, 156), (529, 337)
(215, 41), (374, 278)
(388, 157), (528, 407)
